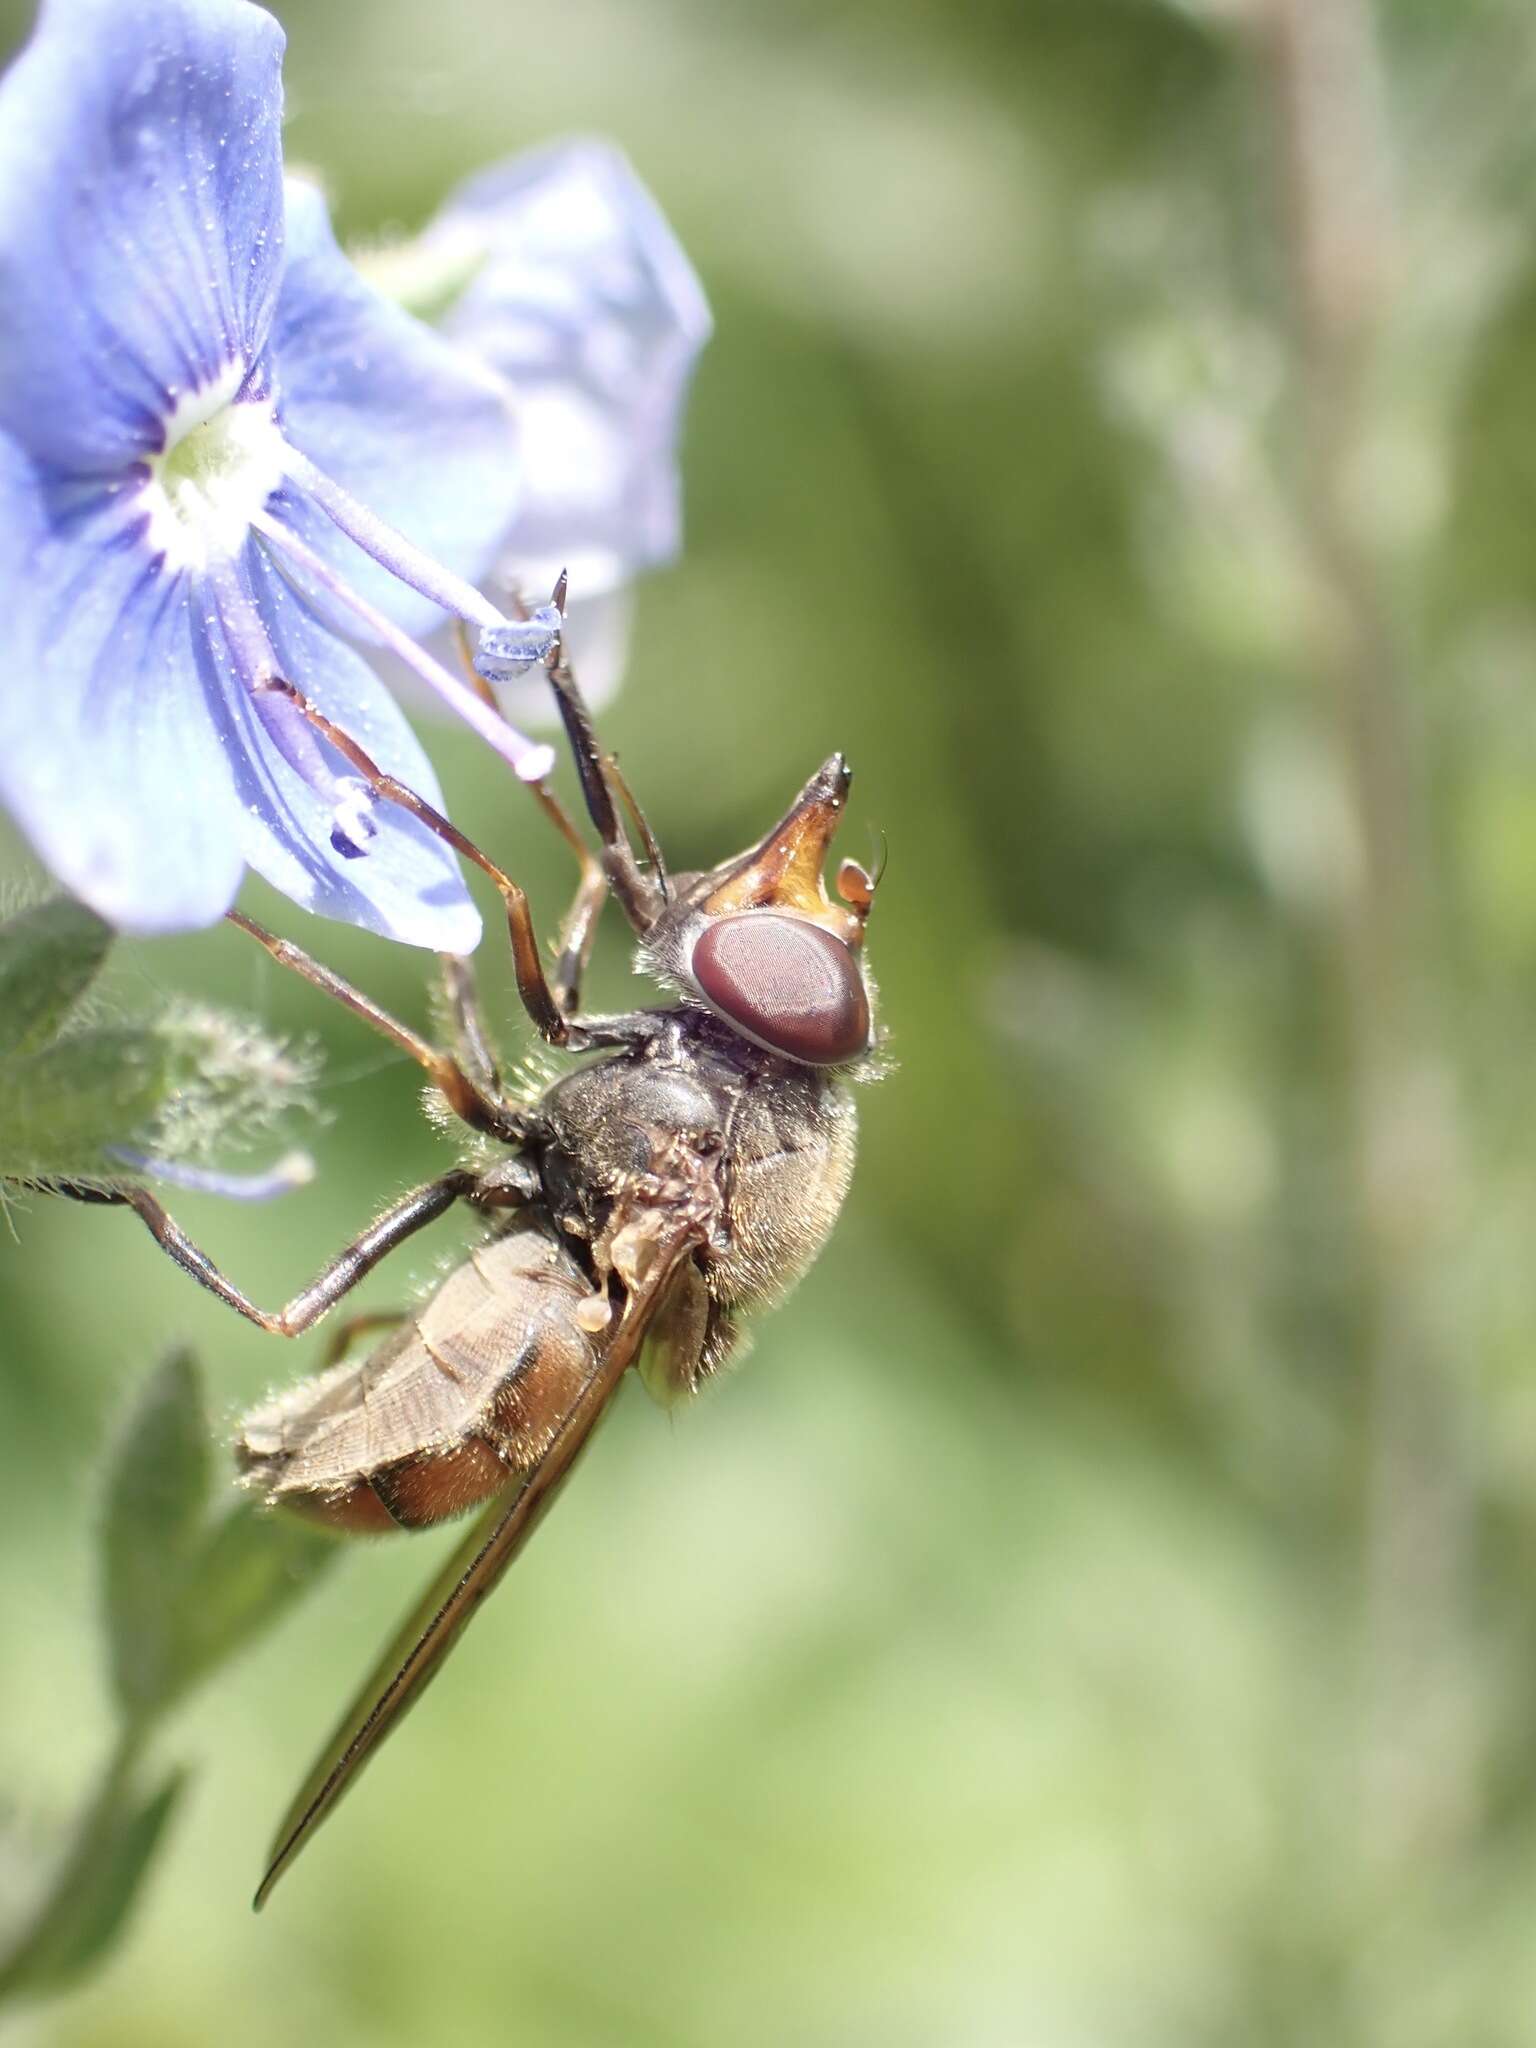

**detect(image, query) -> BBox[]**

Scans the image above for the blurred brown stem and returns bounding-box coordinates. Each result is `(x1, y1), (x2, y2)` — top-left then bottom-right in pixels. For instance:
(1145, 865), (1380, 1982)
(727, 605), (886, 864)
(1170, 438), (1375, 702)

(1261, 0), (1472, 1876)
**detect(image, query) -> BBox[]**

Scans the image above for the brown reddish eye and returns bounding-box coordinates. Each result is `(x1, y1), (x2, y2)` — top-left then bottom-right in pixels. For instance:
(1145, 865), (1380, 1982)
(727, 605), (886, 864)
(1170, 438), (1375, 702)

(691, 914), (870, 1065)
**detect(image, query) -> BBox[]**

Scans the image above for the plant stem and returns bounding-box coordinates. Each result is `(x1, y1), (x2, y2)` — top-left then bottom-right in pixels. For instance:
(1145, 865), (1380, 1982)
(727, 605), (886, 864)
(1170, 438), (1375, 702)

(1261, 0), (1474, 1879)
(0, 1722), (153, 2002)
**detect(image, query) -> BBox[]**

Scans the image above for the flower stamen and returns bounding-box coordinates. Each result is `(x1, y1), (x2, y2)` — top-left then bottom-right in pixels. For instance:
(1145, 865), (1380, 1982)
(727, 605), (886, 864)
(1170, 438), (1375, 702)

(329, 777), (379, 860)
(476, 604), (564, 682)
(282, 445), (509, 633)
(204, 555), (385, 859)
(250, 505), (557, 783)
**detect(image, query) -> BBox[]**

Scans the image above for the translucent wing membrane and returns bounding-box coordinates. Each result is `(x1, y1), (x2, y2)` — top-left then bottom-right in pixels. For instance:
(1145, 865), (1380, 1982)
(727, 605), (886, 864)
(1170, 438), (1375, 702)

(253, 1214), (705, 1909)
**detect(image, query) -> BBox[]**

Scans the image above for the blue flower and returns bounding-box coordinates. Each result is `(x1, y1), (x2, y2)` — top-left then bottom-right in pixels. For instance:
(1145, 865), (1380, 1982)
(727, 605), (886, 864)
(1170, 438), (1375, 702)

(0, 0), (572, 949)
(433, 139), (712, 600)
(363, 139), (713, 725)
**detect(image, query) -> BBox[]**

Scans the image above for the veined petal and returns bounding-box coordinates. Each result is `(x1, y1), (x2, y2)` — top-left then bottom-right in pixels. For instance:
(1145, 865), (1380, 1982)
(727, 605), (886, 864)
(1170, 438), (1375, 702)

(224, 548), (483, 952)
(0, 0), (286, 474)
(428, 140), (711, 595)
(270, 179), (521, 641)
(0, 434), (246, 930)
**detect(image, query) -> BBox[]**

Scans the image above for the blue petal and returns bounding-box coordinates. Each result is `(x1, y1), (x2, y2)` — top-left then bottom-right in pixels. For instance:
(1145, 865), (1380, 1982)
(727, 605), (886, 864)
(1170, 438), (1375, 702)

(224, 546), (483, 952)
(0, 0), (286, 473)
(269, 179), (521, 641)
(430, 140), (712, 593)
(0, 434), (247, 930)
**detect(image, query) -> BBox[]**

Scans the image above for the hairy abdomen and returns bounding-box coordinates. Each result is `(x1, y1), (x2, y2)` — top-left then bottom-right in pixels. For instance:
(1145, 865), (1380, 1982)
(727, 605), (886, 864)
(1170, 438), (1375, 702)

(236, 1223), (599, 1532)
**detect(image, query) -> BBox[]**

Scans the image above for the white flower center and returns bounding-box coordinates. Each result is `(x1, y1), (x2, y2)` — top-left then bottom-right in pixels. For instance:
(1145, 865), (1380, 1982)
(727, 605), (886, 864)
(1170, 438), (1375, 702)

(141, 374), (290, 571)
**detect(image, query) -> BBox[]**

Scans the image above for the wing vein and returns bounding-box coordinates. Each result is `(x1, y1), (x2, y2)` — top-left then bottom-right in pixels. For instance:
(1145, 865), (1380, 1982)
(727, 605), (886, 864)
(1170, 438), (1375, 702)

(253, 1219), (704, 1908)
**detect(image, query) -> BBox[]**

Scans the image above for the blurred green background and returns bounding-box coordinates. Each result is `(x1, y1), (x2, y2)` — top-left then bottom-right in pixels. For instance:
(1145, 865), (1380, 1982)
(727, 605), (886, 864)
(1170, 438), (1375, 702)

(8, 0), (1536, 2039)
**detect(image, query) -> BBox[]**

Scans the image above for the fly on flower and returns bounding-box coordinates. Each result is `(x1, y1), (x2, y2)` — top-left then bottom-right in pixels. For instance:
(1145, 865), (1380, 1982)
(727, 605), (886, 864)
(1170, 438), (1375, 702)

(63, 587), (885, 1907)
(0, 0), (881, 1920)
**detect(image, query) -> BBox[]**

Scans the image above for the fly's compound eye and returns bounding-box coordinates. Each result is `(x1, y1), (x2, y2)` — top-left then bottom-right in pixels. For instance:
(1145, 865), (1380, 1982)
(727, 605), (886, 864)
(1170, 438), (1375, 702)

(691, 913), (871, 1066)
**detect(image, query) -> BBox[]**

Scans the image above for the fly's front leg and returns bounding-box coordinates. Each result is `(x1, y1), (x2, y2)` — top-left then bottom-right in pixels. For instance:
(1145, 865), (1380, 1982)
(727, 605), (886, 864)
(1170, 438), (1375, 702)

(436, 953), (503, 1097)
(538, 597), (665, 936)
(453, 614), (608, 1014)
(471, 581), (666, 936)
(57, 1170), (478, 1335)
(257, 679), (654, 1056)
(530, 782), (608, 1015)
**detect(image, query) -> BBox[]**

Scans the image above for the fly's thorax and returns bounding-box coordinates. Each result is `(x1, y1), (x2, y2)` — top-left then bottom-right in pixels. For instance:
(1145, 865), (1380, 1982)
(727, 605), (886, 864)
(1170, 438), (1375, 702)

(533, 1019), (858, 1316)
(536, 1043), (732, 1248)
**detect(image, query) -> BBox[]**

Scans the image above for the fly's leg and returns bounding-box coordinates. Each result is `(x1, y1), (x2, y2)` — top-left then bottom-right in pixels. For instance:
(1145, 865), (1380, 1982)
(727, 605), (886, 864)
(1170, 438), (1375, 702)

(319, 1309), (408, 1367)
(453, 618), (609, 1016)
(52, 1170), (479, 1336)
(227, 911), (526, 1143)
(436, 953), (503, 1098)
(257, 679), (659, 1055)
(434, 809), (605, 1070)
(532, 780), (608, 1016)
(603, 750), (668, 889)
(468, 586), (666, 935)
(436, 631), (516, 1083)
(537, 573), (666, 936)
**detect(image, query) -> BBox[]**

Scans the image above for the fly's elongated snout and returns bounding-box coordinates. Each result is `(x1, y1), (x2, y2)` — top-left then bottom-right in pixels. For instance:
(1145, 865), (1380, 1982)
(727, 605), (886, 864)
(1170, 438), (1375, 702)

(679, 753), (878, 1066)
(701, 754), (862, 932)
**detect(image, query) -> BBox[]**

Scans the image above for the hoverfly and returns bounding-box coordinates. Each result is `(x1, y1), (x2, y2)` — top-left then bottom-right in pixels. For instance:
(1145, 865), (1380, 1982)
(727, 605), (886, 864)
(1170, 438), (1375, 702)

(65, 587), (882, 1904)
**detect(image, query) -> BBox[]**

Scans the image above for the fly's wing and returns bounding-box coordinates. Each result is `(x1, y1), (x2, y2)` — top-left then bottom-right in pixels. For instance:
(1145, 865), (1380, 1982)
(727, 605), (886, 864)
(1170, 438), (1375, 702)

(253, 1218), (704, 1909)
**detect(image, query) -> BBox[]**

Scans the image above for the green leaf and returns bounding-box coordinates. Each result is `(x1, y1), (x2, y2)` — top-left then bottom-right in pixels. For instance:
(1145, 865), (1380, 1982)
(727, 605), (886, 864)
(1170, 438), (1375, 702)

(0, 1027), (170, 1182)
(168, 1501), (340, 1708)
(100, 1355), (339, 1723)
(101, 1353), (213, 1725)
(0, 898), (113, 1061)
(0, 1753), (185, 2005)
(0, 1356), (340, 2005)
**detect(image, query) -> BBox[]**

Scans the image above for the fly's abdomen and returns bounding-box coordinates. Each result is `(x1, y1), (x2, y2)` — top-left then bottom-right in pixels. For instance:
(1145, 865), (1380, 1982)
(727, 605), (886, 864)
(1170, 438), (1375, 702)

(236, 1223), (600, 1533)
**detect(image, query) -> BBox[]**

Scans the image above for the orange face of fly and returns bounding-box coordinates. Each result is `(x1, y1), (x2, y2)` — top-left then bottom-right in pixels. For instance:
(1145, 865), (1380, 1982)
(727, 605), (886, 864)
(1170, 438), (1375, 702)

(685, 755), (879, 1067)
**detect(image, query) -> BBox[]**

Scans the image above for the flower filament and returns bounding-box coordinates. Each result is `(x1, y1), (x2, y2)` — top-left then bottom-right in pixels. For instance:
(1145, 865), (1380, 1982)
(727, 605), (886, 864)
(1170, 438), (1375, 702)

(135, 373), (554, 860)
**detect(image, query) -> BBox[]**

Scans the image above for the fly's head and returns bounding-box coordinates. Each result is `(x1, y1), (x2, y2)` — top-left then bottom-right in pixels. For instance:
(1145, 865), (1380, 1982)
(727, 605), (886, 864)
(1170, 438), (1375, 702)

(643, 754), (880, 1067)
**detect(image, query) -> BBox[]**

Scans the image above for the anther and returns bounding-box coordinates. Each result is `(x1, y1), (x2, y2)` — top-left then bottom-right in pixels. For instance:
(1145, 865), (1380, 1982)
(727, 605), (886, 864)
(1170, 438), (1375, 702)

(474, 603), (564, 685)
(329, 777), (380, 860)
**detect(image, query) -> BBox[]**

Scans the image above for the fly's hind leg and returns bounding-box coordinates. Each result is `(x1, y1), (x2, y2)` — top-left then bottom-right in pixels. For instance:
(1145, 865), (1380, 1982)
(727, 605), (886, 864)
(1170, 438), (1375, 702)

(54, 1168), (478, 1336)
(318, 1308), (409, 1368)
